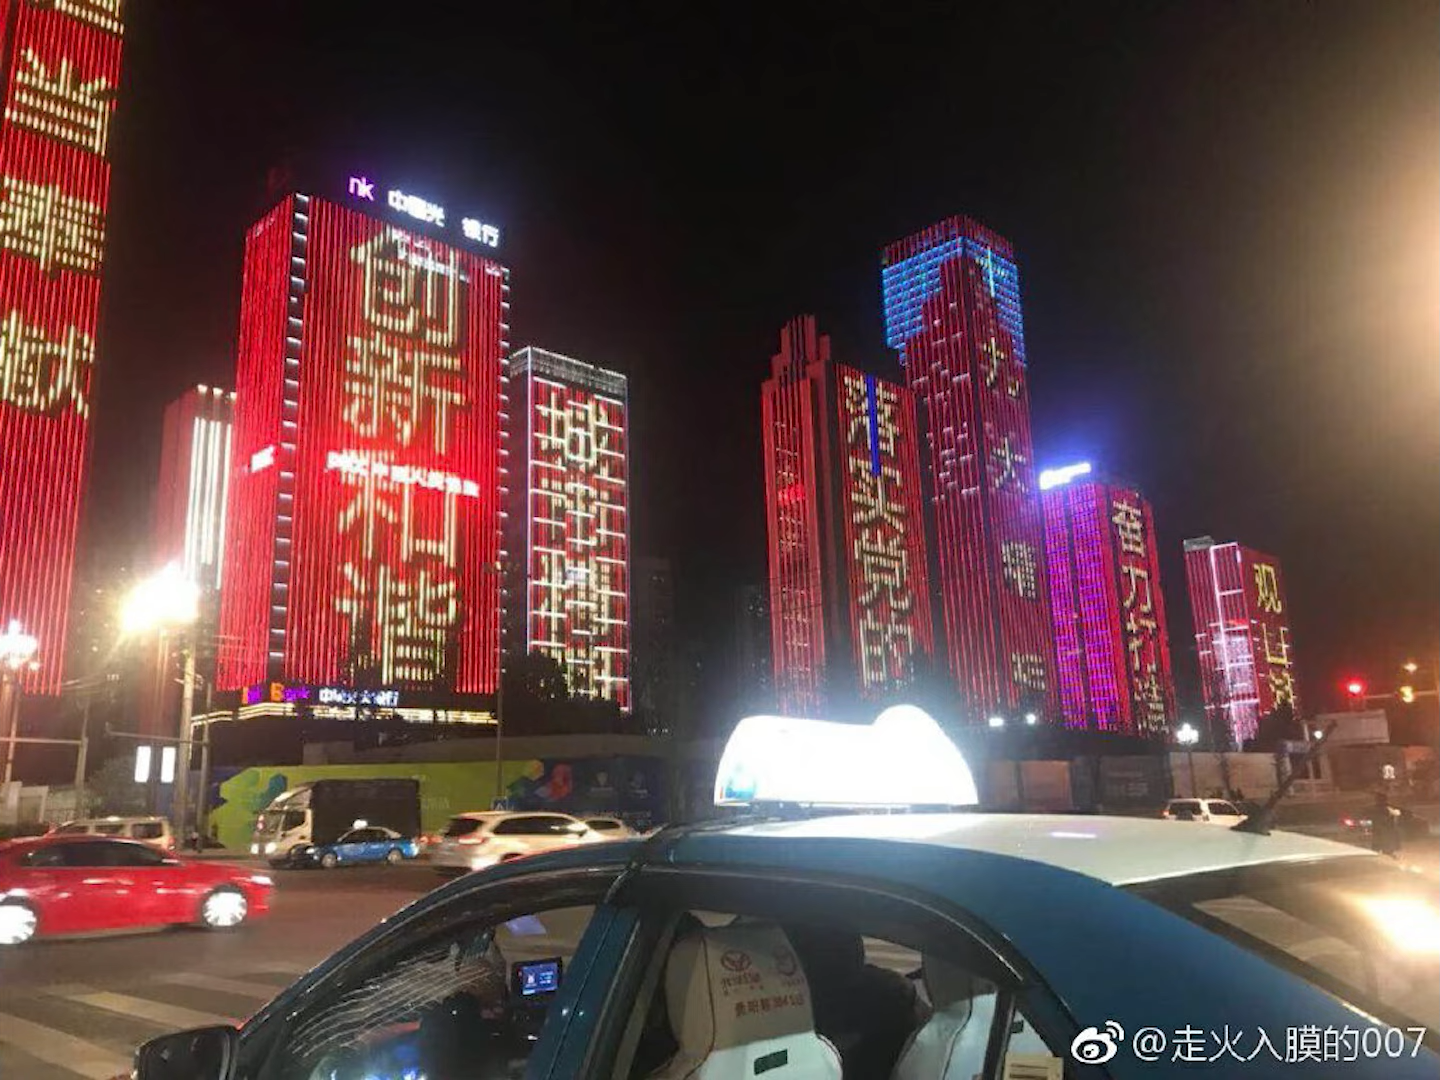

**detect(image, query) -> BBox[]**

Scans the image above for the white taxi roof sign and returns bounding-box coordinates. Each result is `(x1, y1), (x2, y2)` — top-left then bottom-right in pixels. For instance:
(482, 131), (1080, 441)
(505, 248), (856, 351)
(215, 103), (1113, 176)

(714, 704), (979, 809)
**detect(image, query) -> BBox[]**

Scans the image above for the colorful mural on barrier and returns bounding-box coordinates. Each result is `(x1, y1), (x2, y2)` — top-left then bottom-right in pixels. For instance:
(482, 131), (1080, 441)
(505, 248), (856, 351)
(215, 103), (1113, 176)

(209, 757), (669, 851)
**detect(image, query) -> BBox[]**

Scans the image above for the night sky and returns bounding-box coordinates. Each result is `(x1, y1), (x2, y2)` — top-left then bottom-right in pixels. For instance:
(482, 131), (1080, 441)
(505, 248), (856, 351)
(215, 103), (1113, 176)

(86, 2), (1438, 716)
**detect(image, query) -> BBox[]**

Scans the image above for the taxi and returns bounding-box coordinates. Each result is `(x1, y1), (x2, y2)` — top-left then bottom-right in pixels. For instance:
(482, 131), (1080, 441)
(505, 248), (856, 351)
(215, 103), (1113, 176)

(131, 706), (1439, 1079)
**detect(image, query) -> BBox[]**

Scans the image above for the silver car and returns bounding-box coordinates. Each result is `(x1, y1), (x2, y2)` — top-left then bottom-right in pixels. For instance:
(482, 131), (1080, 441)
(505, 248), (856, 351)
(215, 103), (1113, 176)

(430, 811), (598, 874)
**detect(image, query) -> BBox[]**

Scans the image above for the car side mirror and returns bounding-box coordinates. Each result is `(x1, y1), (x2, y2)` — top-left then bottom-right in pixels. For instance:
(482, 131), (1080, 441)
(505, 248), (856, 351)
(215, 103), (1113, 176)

(134, 1024), (238, 1080)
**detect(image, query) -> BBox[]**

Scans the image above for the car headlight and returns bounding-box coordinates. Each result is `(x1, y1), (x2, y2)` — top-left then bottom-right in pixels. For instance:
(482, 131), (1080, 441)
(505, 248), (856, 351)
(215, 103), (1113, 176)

(264, 842), (277, 854)
(250, 843), (260, 854)
(250, 874), (273, 887)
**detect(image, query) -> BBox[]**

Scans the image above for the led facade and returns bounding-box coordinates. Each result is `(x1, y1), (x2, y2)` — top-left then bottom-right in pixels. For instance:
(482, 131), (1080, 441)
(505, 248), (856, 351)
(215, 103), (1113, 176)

(155, 385), (234, 592)
(881, 217), (1054, 720)
(1184, 537), (1298, 747)
(217, 195), (508, 700)
(1042, 475), (1176, 733)
(509, 347), (630, 707)
(0, 0), (123, 693)
(762, 315), (932, 713)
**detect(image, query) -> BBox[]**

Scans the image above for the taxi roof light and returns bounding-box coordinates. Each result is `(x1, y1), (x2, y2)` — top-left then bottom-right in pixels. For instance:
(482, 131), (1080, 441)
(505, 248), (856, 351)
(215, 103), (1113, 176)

(714, 704), (979, 810)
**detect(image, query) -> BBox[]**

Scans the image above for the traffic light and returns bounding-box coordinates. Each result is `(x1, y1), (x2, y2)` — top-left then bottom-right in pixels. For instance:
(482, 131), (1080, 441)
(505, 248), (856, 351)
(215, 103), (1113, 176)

(1400, 685), (1416, 704)
(1345, 679), (1366, 698)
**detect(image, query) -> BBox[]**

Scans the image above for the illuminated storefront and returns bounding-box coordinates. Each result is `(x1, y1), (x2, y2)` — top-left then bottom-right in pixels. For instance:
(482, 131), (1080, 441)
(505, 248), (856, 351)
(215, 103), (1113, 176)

(1184, 536), (1298, 746)
(217, 191), (508, 704)
(1042, 468), (1176, 734)
(761, 315), (932, 714)
(881, 216), (1055, 721)
(509, 347), (630, 707)
(0, 0), (124, 692)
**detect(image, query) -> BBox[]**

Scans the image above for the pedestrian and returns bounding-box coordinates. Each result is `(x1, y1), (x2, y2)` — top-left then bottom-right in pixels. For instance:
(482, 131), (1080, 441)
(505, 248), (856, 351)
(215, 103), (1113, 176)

(1371, 791), (1401, 858)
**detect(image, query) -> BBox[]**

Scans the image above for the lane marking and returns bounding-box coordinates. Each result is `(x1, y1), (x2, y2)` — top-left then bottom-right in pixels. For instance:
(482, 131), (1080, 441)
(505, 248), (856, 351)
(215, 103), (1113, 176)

(0, 1011), (131, 1080)
(156, 972), (283, 1001)
(66, 990), (236, 1031)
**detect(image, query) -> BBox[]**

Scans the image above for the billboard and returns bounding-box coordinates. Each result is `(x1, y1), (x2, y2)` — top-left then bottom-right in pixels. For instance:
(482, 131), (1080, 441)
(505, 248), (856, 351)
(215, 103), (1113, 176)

(0, 0), (123, 693)
(881, 217), (1054, 719)
(218, 195), (507, 696)
(513, 347), (630, 707)
(834, 365), (932, 692)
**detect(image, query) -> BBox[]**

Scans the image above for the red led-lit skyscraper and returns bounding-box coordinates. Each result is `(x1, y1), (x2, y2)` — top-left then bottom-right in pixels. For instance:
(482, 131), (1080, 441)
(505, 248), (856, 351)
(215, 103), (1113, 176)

(1041, 467), (1176, 734)
(217, 190), (508, 709)
(1184, 537), (1298, 747)
(0, 0), (124, 693)
(881, 218), (1054, 721)
(508, 347), (630, 708)
(762, 315), (933, 714)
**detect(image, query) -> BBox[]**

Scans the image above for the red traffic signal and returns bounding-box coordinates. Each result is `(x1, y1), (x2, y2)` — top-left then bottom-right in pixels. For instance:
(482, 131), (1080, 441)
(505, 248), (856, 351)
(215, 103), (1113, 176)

(1344, 679), (1366, 698)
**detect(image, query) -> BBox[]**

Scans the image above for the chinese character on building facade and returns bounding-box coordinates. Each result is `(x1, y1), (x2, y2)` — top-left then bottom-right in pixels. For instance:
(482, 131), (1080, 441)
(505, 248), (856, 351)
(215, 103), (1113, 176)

(332, 228), (470, 683)
(1113, 496), (1166, 727)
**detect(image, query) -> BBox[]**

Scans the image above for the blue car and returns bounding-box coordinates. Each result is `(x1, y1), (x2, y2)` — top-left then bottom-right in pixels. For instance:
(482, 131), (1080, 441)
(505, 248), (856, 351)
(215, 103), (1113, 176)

(298, 826), (418, 869)
(131, 710), (1439, 1079)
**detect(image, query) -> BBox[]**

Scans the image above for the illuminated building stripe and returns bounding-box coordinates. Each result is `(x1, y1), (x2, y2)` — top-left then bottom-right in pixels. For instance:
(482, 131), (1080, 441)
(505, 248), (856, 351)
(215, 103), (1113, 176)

(0, 2), (124, 693)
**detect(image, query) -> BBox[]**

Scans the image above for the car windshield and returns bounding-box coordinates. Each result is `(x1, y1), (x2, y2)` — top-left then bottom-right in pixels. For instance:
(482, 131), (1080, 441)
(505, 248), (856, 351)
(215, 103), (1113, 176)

(1129, 856), (1440, 1033)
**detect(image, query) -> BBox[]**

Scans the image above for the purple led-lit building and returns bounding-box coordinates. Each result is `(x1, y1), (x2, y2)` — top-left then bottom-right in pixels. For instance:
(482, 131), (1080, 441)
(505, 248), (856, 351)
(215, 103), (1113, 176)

(1041, 465), (1176, 734)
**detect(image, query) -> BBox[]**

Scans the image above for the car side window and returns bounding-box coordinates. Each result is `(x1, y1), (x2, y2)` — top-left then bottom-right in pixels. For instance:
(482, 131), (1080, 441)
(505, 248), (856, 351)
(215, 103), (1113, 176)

(22, 846), (68, 867)
(539, 815), (581, 835)
(56, 841), (116, 867)
(110, 843), (168, 867)
(491, 817), (531, 836)
(131, 821), (165, 840)
(94, 822), (125, 835)
(1210, 802), (1239, 817)
(263, 902), (606, 1080)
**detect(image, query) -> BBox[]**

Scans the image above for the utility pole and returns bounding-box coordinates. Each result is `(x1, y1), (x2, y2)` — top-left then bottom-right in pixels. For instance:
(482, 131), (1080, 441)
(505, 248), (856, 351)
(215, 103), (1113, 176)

(174, 645), (196, 840)
(74, 696), (91, 816)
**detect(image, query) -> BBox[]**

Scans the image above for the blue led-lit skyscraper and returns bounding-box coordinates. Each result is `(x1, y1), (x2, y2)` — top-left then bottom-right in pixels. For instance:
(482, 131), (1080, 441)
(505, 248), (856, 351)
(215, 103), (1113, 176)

(881, 217), (1055, 721)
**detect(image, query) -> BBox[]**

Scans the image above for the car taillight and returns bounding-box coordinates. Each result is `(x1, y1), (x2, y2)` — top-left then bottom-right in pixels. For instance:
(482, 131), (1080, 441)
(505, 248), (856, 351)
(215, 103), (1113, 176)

(458, 835), (488, 846)
(1342, 817), (1356, 827)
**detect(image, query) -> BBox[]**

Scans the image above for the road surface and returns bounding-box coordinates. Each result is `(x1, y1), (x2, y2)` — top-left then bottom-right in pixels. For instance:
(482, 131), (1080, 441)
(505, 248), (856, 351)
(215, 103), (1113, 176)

(0, 863), (438, 1080)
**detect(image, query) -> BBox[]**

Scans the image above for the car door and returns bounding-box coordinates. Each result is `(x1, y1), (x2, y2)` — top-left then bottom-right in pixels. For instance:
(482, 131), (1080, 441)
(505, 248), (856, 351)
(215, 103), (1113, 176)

(53, 841), (132, 930)
(14, 844), (99, 934)
(112, 840), (191, 924)
(331, 828), (366, 864)
(232, 862), (644, 1080)
(355, 828), (389, 862)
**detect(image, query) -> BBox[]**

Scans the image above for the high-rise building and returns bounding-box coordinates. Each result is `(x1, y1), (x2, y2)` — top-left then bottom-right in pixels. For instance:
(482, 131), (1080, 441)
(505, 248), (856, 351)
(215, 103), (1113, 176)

(732, 582), (772, 712)
(761, 315), (932, 713)
(217, 186), (508, 720)
(881, 217), (1054, 721)
(1183, 536), (1298, 746)
(631, 555), (675, 732)
(0, 0), (125, 693)
(508, 347), (629, 707)
(1041, 465), (1176, 734)
(155, 385), (235, 592)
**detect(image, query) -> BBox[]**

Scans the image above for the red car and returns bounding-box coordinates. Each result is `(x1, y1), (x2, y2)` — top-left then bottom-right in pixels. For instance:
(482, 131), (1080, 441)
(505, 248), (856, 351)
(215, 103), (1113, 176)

(0, 834), (272, 946)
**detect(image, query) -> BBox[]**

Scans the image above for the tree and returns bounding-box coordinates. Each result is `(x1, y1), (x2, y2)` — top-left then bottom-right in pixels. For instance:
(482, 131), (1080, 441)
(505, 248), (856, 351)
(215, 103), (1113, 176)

(1246, 702), (1299, 754)
(85, 755), (149, 816)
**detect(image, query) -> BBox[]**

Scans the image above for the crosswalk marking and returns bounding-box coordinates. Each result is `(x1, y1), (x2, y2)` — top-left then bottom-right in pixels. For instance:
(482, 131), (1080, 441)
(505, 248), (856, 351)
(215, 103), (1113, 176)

(156, 972), (284, 1000)
(66, 990), (237, 1031)
(0, 1012), (130, 1080)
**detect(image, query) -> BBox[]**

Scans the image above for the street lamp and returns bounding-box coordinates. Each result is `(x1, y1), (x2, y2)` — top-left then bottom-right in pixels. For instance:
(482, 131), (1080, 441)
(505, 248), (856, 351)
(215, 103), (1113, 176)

(1177, 722), (1201, 797)
(987, 715), (1006, 729)
(122, 565), (201, 835)
(0, 620), (39, 787)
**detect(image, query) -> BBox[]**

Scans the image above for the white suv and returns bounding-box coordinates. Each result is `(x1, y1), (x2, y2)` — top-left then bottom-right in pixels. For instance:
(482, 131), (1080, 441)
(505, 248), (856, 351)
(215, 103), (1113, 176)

(430, 811), (598, 874)
(51, 816), (176, 851)
(1162, 798), (1245, 826)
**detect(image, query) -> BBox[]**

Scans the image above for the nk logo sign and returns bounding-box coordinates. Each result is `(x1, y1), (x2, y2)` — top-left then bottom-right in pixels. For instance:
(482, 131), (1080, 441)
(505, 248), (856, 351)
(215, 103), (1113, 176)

(347, 174), (501, 249)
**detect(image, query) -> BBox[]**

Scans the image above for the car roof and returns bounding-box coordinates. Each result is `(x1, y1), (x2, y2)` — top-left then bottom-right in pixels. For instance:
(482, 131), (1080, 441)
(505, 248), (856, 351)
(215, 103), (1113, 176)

(452, 810), (578, 822)
(718, 812), (1374, 886)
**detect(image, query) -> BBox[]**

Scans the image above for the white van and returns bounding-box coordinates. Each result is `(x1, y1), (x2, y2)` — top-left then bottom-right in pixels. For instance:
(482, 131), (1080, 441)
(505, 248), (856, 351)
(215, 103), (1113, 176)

(51, 816), (176, 851)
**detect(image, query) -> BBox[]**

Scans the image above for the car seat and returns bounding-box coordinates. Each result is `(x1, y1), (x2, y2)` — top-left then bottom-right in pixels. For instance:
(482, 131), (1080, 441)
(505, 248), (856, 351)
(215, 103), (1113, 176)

(889, 957), (997, 1080)
(646, 921), (843, 1079)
